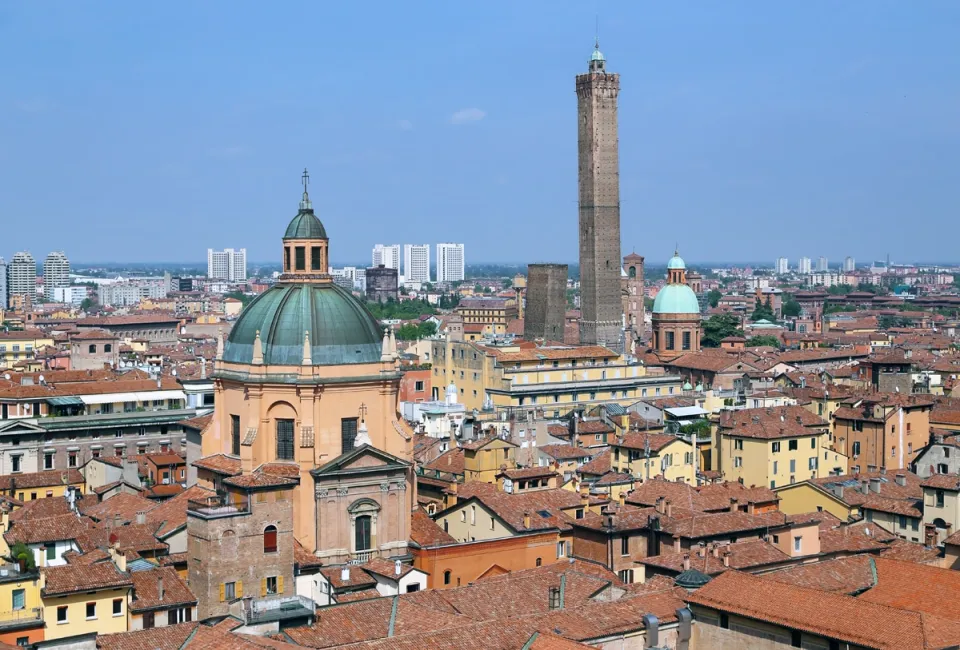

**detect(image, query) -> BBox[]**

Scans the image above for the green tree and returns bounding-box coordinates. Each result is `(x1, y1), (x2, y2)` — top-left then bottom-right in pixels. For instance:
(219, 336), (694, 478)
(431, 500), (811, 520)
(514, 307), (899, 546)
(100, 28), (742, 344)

(9, 542), (35, 572)
(679, 419), (711, 438)
(225, 291), (254, 308)
(746, 335), (781, 349)
(80, 297), (95, 312)
(879, 315), (913, 330)
(502, 278), (513, 289)
(826, 284), (854, 295)
(365, 298), (437, 320)
(418, 321), (438, 338)
(395, 323), (421, 340)
(781, 297), (801, 318)
(751, 297), (776, 321)
(702, 314), (744, 348)
(707, 289), (722, 308)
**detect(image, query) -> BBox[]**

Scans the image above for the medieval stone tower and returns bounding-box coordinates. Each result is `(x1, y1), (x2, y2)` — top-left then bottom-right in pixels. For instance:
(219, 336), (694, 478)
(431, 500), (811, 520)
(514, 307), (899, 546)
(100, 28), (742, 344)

(576, 40), (622, 348)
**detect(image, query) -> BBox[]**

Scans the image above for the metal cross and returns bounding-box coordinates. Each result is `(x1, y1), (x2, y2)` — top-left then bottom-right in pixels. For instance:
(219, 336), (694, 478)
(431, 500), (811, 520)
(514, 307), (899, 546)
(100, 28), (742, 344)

(302, 168), (310, 193)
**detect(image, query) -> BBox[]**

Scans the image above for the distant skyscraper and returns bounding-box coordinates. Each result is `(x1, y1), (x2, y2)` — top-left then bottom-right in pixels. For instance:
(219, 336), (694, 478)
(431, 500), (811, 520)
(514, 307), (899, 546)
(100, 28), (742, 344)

(577, 39), (622, 347)
(436, 243), (465, 283)
(816, 256), (829, 272)
(7, 251), (36, 299)
(207, 248), (247, 281)
(775, 257), (789, 275)
(798, 257), (812, 274)
(403, 244), (431, 283)
(372, 244), (400, 270)
(0, 257), (7, 309)
(43, 251), (70, 291)
(844, 256), (855, 272)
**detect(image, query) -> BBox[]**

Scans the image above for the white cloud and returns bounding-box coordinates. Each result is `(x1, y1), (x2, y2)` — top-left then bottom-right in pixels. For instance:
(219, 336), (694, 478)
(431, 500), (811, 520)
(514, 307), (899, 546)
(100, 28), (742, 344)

(397, 119), (414, 131)
(449, 108), (486, 125)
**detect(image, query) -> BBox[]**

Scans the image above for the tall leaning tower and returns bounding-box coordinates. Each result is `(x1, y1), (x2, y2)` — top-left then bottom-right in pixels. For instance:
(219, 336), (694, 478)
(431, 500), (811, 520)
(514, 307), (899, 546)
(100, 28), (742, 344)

(576, 40), (622, 348)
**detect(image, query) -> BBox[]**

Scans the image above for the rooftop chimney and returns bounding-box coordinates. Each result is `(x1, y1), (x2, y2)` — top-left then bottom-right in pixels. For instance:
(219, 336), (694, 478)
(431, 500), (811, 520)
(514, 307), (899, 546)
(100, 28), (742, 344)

(665, 500), (673, 518)
(870, 477), (882, 493)
(618, 491), (626, 506)
(136, 511), (146, 525)
(729, 497), (739, 513)
(861, 480), (870, 495)
(523, 512), (531, 529)
(710, 544), (720, 558)
(696, 543), (706, 558)
(656, 496), (666, 515)
(158, 575), (164, 601)
(341, 566), (350, 583)
(895, 474), (906, 487)
(880, 466), (887, 475)
(643, 614), (660, 648)
(395, 560), (402, 576)
(722, 550), (730, 568)
(682, 553), (690, 571)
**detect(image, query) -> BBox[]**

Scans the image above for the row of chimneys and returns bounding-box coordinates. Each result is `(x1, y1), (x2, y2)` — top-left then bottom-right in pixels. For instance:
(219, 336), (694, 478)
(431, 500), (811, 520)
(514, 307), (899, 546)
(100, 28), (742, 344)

(831, 474), (906, 499)
(681, 543), (732, 570)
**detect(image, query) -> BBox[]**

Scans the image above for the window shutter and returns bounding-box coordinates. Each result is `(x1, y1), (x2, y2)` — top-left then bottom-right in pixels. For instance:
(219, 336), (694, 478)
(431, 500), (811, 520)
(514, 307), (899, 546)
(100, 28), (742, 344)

(236, 581), (243, 598)
(261, 578), (267, 597)
(277, 576), (284, 594)
(219, 583), (225, 602)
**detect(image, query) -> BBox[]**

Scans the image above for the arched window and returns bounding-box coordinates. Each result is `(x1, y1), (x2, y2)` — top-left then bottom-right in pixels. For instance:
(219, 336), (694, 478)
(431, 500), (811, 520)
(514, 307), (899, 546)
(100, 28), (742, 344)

(221, 530), (237, 559)
(104, 344), (112, 353)
(629, 266), (637, 278)
(355, 515), (372, 552)
(443, 570), (452, 585)
(263, 525), (278, 553)
(88, 344), (97, 354)
(535, 557), (542, 567)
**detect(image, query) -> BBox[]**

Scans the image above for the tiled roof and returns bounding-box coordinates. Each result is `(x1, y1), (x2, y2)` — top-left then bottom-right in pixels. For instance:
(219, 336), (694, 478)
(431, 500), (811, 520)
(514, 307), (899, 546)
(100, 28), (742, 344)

(857, 558), (960, 620)
(0, 468), (84, 490)
(718, 405), (827, 439)
(257, 462), (301, 478)
(361, 557), (420, 580)
(664, 351), (757, 373)
(129, 566), (197, 612)
(145, 453), (185, 466)
(641, 539), (789, 575)
(410, 507), (457, 547)
(8, 493), (97, 521)
(921, 474), (960, 490)
(763, 555), (878, 594)
(493, 346), (618, 363)
(223, 472), (298, 489)
(422, 449), (465, 474)
(335, 588), (382, 603)
(4, 513), (93, 545)
(574, 420), (614, 434)
(145, 484), (215, 537)
(96, 623), (198, 650)
(594, 471), (634, 486)
(456, 482), (583, 532)
(192, 454), (241, 476)
(880, 539), (942, 565)
(179, 413), (213, 431)
(319, 565), (377, 590)
(688, 569), (960, 650)
(577, 449), (611, 476)
(810, 470), (923, 506)
(84, 493), (156, 525)
(819, 525), (889, 555)
(615, 432), (682, 452)
(499, 467), (558, 480)
(538, 444), (593, 461)
(43, 561), (132, 597)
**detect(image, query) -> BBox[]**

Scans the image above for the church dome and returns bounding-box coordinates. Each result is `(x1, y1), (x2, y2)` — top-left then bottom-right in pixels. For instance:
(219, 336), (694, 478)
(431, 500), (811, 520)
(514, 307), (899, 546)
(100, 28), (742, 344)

(667, 254), (686, 270)
(223, 283), (383, 366)
(652, 284), (700, 315)
(283, 211), (327, 240)
(591, 47), (605, 62)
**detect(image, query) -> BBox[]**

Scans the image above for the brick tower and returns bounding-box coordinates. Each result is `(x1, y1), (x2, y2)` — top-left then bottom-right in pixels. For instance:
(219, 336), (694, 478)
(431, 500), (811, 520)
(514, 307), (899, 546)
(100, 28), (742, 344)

(576, 40), (622, 348)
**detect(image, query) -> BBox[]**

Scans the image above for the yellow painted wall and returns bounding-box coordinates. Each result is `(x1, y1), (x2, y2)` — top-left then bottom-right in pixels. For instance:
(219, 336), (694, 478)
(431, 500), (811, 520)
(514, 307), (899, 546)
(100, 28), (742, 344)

(464, 441), (516, 483)
(12, 481), (83, 503)
(774, 483), (855, 521)
(0, 574), (42, 628)
(720, 432), (843, 489)
(611, 439), (696, 484)
(42, 588), (129, 640)
(439, 502), (516, 543)
(0, 334), (54, 368)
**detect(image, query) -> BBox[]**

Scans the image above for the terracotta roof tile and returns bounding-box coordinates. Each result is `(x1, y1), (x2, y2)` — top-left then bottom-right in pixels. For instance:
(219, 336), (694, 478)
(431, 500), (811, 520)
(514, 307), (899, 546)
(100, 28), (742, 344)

(410, 507), (457, 547)
(84, 493), (156, 525)
(192, 454), (241, 476)
(538, 444), (593, 461)
(129, 566), (197, 612)
(0, 468), (84, 490)
(43, 561), (132, 597)
(96, 622), (199, 650)
(762, 555), (877, 594)
(455, 483), (583, 532)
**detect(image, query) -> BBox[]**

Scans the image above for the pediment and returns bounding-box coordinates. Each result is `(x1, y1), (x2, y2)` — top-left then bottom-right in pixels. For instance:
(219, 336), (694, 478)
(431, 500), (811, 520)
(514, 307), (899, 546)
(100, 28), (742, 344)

(311, 443), (410, 478)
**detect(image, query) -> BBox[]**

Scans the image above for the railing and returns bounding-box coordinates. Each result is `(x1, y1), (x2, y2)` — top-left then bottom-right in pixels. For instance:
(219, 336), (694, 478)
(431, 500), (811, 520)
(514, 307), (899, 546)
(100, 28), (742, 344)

(0, 607), (43, 629)
(186, 494), (250, 518)
(348, 550), (376, 564)
(415, 466), (464, 483)
(246, 595), (315, 624)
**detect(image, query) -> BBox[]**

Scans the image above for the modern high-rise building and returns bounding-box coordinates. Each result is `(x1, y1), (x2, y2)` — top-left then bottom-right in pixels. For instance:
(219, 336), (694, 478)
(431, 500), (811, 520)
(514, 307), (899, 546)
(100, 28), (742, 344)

(207, 248), (247, 281)
(7, 251), (36, 299)
(371, 244), (400, 270)
(844, 256), (856, 272)
(403, 244), (431, 283)
(816, 256), (829, 272)
(436, 243), (465, 283)
(797, 257), (812, 274)
(0, 257), (6, 309)
(576, 40), (622, 347)
(775, 257), (789, 275)
(43, 251), (70, 290)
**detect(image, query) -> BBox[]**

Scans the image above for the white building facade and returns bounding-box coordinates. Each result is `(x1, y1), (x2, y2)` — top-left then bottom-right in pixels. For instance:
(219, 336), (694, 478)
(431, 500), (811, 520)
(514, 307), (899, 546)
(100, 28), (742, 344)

(372, 244), (401, 270)
(7, 251), (36, 299)
(207, 248), (247, 281)
(403, 244), (431, 283)
(436, 243), (465, 283)
(797, 257), (812, 274)
(43, 251), (71, 290)
(775, 257), (789, 275)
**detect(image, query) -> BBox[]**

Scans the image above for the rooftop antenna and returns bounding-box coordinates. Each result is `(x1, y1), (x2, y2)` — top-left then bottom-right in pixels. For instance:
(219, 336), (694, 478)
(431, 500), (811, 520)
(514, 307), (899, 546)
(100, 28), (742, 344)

(299, 168), (312, 211)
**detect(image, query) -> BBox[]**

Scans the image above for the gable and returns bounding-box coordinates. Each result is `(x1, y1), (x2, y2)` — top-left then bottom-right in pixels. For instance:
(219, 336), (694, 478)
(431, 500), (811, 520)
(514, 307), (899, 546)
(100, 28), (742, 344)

(475, 564), (510, 580)
(0, 420), (46, 435)
(311, 444), (410, 478)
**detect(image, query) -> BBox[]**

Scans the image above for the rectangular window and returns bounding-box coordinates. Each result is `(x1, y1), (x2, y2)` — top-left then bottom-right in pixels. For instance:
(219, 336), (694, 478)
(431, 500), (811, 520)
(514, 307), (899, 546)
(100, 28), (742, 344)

(734, 456), (743, 468)
(276, 419), (295, 460)
(771, 441), (780, 453)
(937, 490), (945, 508)
(86, 602), (96, 619)
(788, 440), (798, 451)
(144, 611), (155, 629)
(665, 331), (675, 350)
(557, 541), (566, 557)
(789, 459), (796, 473)
(57, 606), (68, 624)
(266, 576), (278, 595)
(682, 331), (691, 350)
(12, 589), (25, 611)
(11, 456), (21, 473)
(793, 536), (801, 552)
(231, 415), (241, 456)
(341, 417), (358, 454)
(891, 446), (896, 458)
(68, 452), (78, 468)
(811, 438), (817, 449)
(310, 247), (322, 271)
(44, 453), (54, 470)
(772, 461), (778, 475)
(414, 381), (424, 392)
(621, 535), (629, 556)
(295, 246), (306, 271)
(735, 439), (744, 451)
(852, 441), (861, 456)
(808, 457), (817, 470)
(46, 546), (56, 561)
(224, 581), (236, 601)
(112, 598), (122, 616)
(284, 247), (291, 271)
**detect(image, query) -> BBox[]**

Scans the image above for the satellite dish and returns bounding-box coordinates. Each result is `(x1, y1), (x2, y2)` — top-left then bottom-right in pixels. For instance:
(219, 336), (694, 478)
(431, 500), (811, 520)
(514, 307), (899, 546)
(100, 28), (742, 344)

(171, 369), (177, 377)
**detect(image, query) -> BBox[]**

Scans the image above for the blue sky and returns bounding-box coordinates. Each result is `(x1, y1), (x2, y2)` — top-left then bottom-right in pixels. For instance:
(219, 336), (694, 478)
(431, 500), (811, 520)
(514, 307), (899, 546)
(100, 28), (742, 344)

(2, 1), (958, 266)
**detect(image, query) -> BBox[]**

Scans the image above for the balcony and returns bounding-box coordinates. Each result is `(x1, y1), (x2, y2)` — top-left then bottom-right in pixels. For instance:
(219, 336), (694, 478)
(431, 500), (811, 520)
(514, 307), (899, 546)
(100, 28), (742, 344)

(0, 607), (43, 630)
(245, 595), (315, 625)
(348, 549), (378, 565)
(186, 494), (250, 519)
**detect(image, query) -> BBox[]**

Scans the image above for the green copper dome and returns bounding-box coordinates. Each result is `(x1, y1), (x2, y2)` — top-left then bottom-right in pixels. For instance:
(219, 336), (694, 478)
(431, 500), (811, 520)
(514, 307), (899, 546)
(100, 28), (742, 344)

(591, 47), (605, 62)
(223, 283), (382, 366)
(283, 209), (327, 240)
(667, 254), (686, 270)
(675, 568), (712, 590)
(652, 284), (700, 315)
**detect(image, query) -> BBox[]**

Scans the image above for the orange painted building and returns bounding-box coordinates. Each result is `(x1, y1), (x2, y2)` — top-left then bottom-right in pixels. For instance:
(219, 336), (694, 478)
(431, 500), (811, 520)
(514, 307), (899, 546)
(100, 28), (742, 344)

(399, 368), (431, 403)
(413, 531), (560, 590)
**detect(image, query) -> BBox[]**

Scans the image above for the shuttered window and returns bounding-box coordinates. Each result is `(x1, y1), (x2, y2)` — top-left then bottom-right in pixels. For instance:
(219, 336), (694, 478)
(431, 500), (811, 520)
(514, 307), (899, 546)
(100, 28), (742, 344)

(276, 420), (294, 460)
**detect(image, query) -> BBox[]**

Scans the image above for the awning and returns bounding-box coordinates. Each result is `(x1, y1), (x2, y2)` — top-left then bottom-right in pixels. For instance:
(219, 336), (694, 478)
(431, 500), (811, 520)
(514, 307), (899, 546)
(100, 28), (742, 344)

(79, 390), (187, 406)
(46, 396), (84, 406)
(665, 406), (710, 418)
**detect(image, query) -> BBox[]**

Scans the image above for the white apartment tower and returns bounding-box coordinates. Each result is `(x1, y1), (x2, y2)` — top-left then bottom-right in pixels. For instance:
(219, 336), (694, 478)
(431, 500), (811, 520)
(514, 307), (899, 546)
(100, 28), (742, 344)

(797, 257), (812, 274)
(775, 257), (789, 275)
(371, 244), (400, 270)
(207, 248), (247, 281)
(844, 256), (856, 272)
(7, 251), (37, 299)
(436, 243), (465, 283)
(816, 256), (829, 272)
(0, 257), (7, 309)
(43, 251), (70, 290)
(403, 244), (431, 283)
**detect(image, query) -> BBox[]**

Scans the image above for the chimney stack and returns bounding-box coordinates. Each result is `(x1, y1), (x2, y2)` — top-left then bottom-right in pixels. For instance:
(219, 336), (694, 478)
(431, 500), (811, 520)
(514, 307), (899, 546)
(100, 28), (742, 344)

(696, 543), (706, 558)
(895, 474), (906, 487)
(729, 497), (739, 513)
(722, 550), (730, 568)
(746, 501), (755, 515)
(860, 480), (870, 495)
(158, 575), (164, 601)
(523, 512), (531, 529)
(341, 566), (350, 582)
(656, 496), (666, 515)
(665, 500), (673, 518)
(710, 544), (720, 558)
(682, 553), (690, 570)
(618, 491), (626, 506)
(136, 511), (146, 525)
(870, 477), (882, 493)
